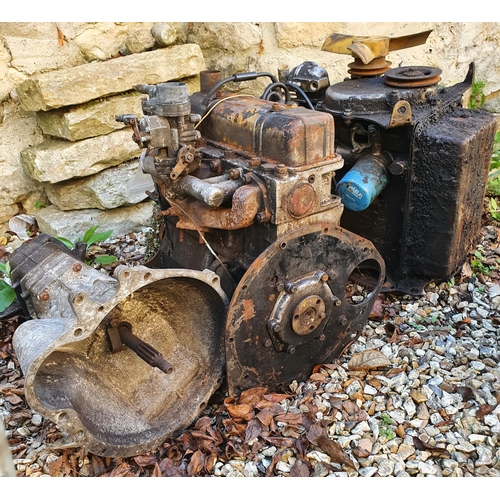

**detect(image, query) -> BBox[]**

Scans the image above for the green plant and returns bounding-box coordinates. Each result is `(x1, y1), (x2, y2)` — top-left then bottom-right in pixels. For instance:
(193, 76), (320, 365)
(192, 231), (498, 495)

(57, 225), (117, 266)
(488, 197), (500, 222)
(468, 80), (485, 110)
(470, 248), (493, 276)
(0, 262), (16, 313)
(33, 200), (48, 209)
(487, 132), (500, 196)
(379, 413), (396, 441)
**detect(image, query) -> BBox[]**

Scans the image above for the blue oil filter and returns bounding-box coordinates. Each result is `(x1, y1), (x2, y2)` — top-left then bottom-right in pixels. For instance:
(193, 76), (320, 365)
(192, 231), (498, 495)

(336, 155), (388, 211)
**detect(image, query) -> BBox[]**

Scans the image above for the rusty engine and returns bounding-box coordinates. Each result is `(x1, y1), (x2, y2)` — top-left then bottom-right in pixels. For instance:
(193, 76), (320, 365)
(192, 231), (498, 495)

(8, 31), (497, 457)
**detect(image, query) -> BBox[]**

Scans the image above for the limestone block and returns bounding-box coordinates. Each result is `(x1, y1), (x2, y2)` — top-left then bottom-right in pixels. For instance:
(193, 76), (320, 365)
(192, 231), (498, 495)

(36, 92), (144, 141)
(0, 203), (19, 224)
(0, 23), (62, 38)
(0, 41), (26, 102)
(0, 100), (43, 205)
(35, 201), (154, 242)
(20, 129), (141, 184)
(152, 24), (179, 47)
(275, 22), (344, 49)
(187, 23), (262, 52)
(125, 29), (156, 54)
(3, 34), (86, 76)
(71, 22), (156, 61)
(44, 160), (154, 211)
(16, 44), (206, 112)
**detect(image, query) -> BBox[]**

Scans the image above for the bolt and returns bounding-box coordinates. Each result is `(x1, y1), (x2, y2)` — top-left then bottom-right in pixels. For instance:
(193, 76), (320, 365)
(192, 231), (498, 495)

(268, 319), (281, 333)
(338, 315), (348, 326)
(229, 168), (240, 180)
(249, 157), (261, 167)
(276, 164), (288, 178)
(185, 152), (194, 163)
(319, 334), (325, 341)
(38, 290), (50, 302)
(271, 102), (284, 112)
(335, 300), (342, 307)
(72, 263), (82, 272)
(287, 345), (296, 354)
(320, 273), (329, 282)
(263, 339), (272, 348)
(284, 281), (298, 294)
(275, 283), (284, 292)
(256, 212), (266, 222)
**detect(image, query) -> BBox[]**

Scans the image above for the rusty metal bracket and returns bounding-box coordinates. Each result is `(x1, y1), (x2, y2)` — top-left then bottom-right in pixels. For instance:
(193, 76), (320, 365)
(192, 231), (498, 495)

(170, 144), (196, 180)
(389, 100), (412, 127)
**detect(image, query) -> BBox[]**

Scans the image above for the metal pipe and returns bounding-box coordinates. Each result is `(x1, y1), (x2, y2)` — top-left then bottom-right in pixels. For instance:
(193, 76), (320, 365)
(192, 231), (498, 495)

(178, 175), (244, 207)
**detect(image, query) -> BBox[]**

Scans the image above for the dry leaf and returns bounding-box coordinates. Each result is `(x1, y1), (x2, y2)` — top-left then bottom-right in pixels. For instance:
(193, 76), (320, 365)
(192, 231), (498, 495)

(187, 449), (205, 476)
(91, 455), (106, 476)
(225, 403), (254, 421)
(412, 436), (450, 458)
(476, 404), (494, 419)
(265, 449), (287, 477)
(133, 454), (157, 467)
(151, 463), (162, 477)
(454, 386), (474, 402)
(275, 412), (303, 425)
(238, 387), (267, 405)
(348, 349), (391, 370)
(317, 435), (357, 470)
(244, 418), (262, 443)
(289, 459), (310, 477)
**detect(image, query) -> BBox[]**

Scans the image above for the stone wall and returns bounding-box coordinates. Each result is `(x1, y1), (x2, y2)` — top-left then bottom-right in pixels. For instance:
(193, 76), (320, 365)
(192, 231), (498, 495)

(1, 22), (499, 241)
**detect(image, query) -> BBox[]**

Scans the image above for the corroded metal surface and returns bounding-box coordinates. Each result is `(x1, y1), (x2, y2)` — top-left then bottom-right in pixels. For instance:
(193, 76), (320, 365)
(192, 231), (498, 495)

(11, 236), (228, 457)
(225, 223), (385, 395)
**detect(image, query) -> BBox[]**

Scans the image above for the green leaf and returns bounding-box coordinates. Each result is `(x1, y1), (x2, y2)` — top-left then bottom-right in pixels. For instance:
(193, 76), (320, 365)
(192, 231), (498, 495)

(82, 225), (99, 244)
(86, 229), (113, 247)
(56, 236), (75, 250)
(0, 261), (10, 277)
(34, 201), (48, 209)
(94, 255), (117, 265)
(0, 279), (16, 312)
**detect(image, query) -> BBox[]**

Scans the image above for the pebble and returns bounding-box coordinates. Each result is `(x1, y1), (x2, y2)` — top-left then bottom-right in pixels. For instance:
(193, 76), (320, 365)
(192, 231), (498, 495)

(3, 227), (500, 477)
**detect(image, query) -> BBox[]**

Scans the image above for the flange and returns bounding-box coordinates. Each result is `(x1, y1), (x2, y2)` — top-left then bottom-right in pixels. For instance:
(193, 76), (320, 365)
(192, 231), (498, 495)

(224, 223), (385, 395)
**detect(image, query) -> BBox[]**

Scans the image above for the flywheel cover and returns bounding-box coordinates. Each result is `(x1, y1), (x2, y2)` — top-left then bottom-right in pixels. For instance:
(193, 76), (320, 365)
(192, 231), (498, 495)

(225, 223), (385, 395)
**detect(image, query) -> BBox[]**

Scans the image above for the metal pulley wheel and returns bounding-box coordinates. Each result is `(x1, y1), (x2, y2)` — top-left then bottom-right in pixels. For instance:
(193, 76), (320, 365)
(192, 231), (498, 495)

(384, 66), (442, 88)
(224, 223), (385, 396)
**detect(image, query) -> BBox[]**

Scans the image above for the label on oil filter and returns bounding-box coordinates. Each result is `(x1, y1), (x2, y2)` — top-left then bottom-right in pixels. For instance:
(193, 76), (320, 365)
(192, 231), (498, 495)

(337, 159), (388, 212)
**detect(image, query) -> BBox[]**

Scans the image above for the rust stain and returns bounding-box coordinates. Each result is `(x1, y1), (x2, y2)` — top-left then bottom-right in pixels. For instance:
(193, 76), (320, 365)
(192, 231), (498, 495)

(57, 27), (65, 46)
(242, 299), (255, 322)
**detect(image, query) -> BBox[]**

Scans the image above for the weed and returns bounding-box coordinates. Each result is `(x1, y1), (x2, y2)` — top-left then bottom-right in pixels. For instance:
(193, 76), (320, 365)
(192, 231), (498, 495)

(379, 413), (396, 441)
(470, 248), (494, 276)
(468, 80), (485, 110)
(488, 197), (500, 222)
(487, 132), (500, 196)
(0, 261), (16, 313)
(56, 225), (117, 266)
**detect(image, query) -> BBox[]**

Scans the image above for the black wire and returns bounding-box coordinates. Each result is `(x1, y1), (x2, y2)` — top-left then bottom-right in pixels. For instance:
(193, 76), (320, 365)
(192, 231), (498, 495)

(260, 82), (292, 104)
(284, 82), (315, 110)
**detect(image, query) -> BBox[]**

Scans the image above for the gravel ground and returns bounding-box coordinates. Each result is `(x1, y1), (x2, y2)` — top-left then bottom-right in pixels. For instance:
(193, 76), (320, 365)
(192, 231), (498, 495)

(1, 215), (500, 478)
